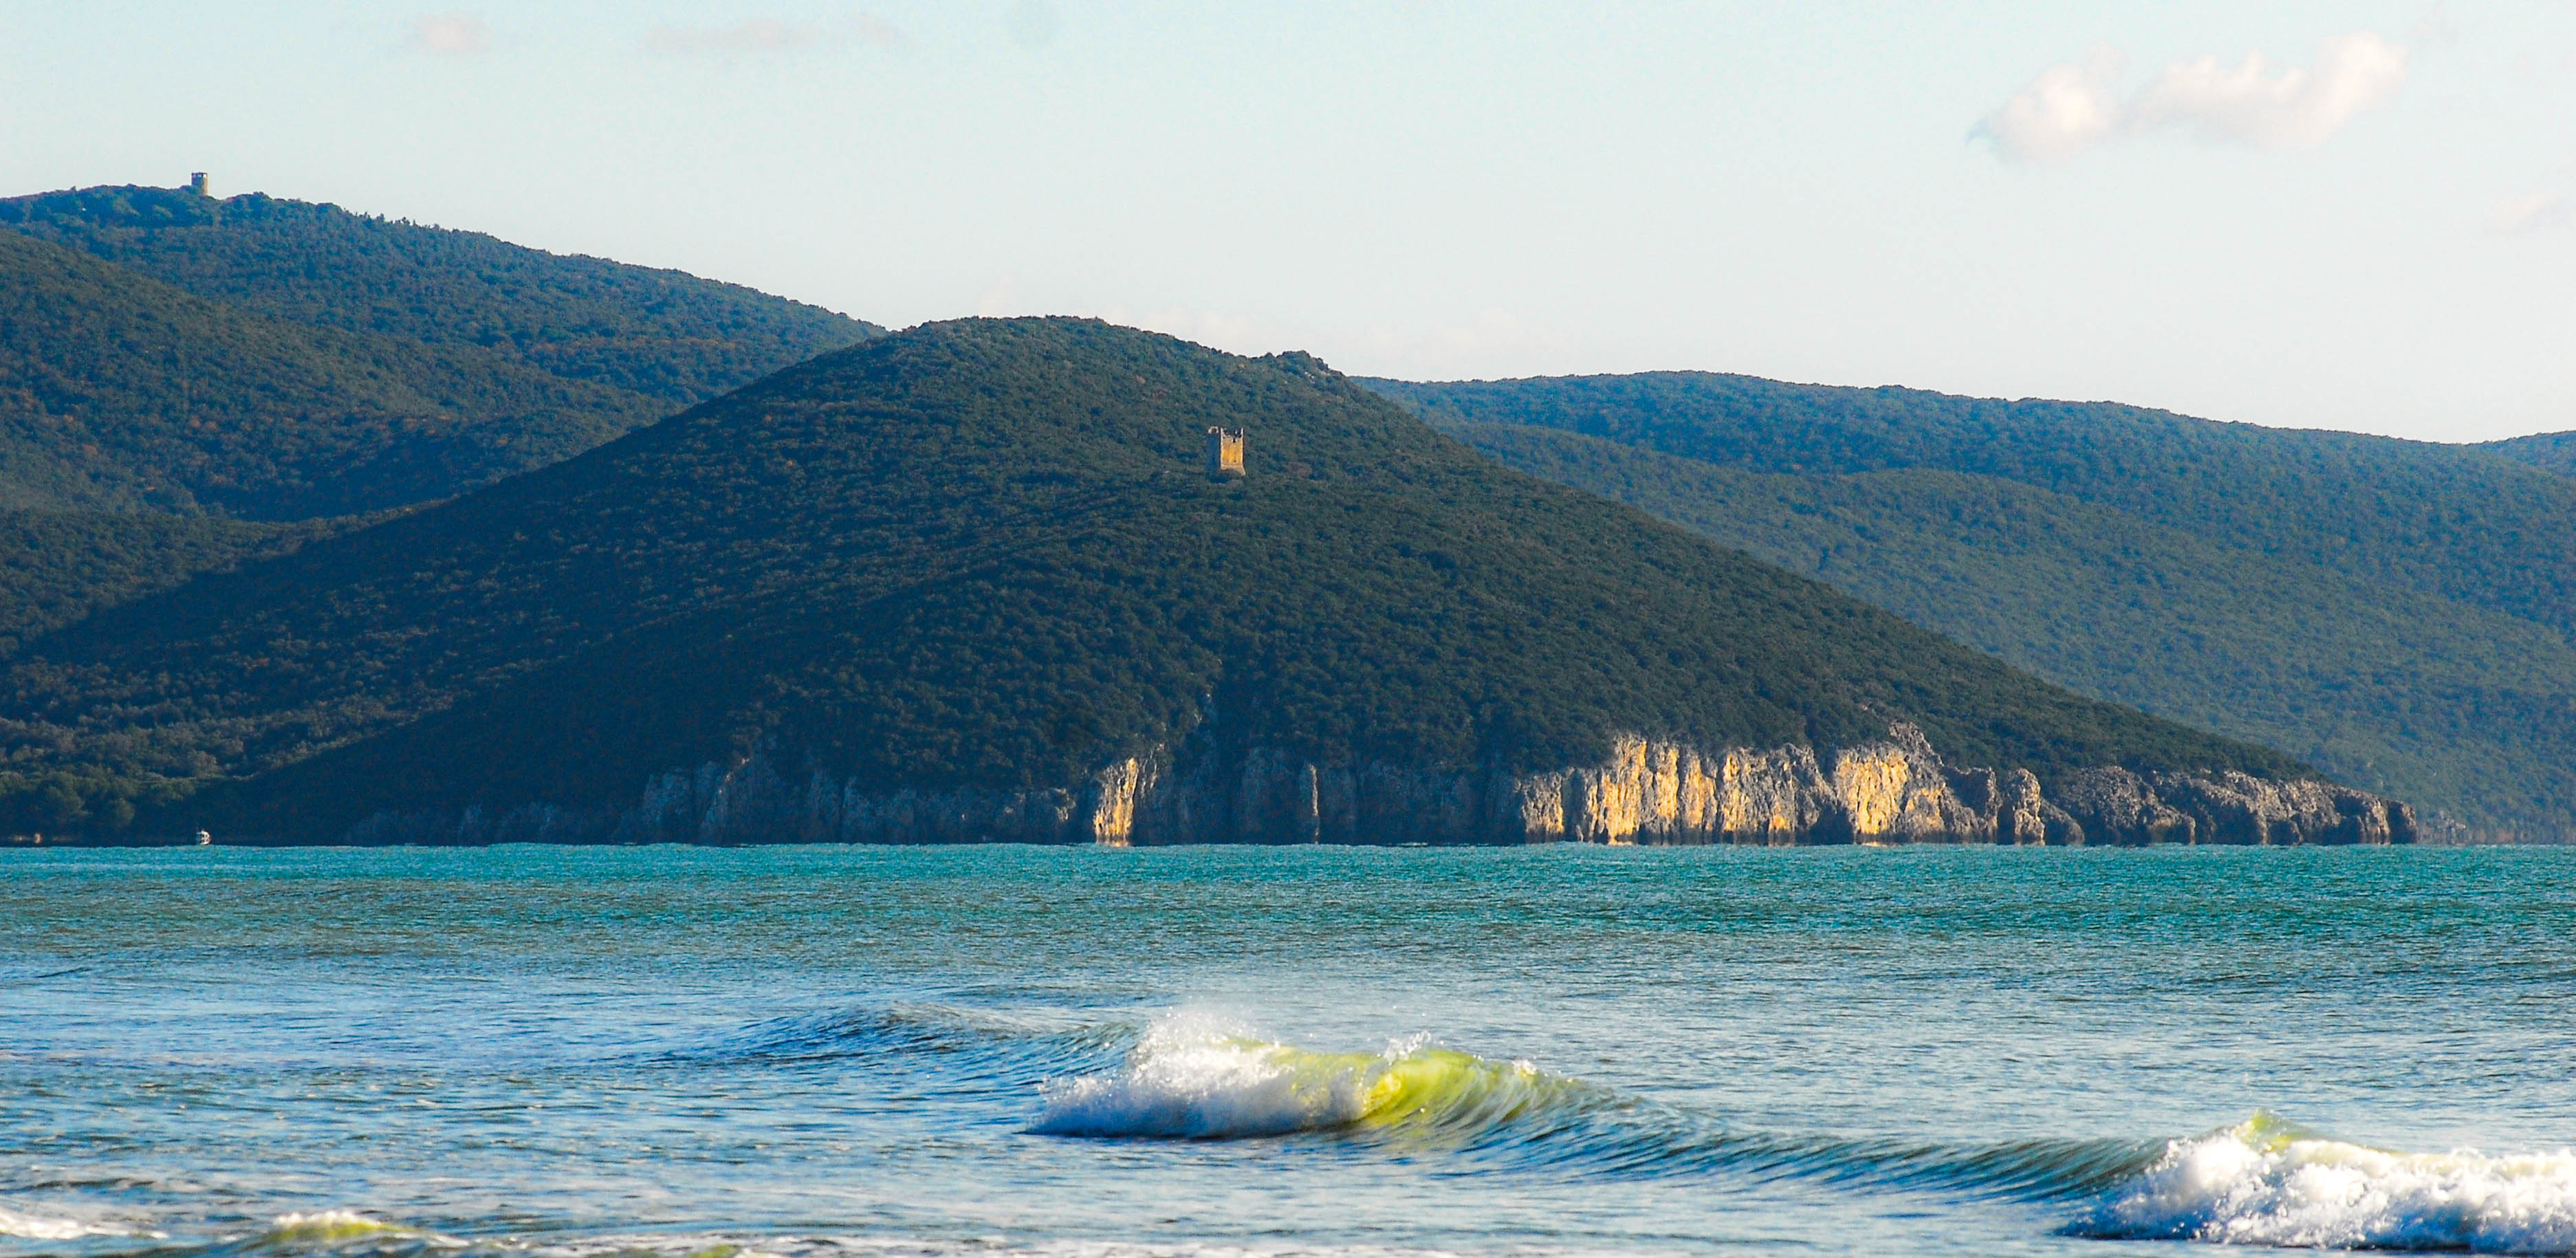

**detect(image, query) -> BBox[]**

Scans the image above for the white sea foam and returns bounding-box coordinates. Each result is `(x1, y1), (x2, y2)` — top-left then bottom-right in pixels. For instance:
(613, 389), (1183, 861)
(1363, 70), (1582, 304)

(1032, 1015), (1385, 1138)
(2073, 1114), (2576, 1253)
(534, 1236), (1523, 1258)
(248, 1211), (463, 1253)
(0, 1203), (135, 1240)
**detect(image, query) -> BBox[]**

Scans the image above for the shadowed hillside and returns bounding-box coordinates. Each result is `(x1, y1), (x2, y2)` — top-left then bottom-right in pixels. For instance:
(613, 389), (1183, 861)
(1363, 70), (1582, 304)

(3, 184), (879, 407)
(0, 230), (664, 516)
(1368, 373), (2576, 836)
(0, 510), (352, 658)
(0, 320), (2351, 845)
(0, 182), (882, 519)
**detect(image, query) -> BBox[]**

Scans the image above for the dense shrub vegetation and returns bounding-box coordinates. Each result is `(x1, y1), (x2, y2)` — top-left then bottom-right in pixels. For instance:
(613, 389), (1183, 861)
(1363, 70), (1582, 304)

(2484, 430), (2576, 477)
(0, 230), (664, 516)
(1368, 373), (2576, 835)
(0, 184), (880, 518)
(0, 509), (342, 655)
(0, 321), (2297, 840)
(0, 507), (371, 833)
(2, 185), (878, 406)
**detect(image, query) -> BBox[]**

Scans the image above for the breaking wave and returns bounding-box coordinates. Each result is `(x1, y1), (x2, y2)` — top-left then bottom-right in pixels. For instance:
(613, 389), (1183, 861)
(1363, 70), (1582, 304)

(0, 1204), (134, 1240)
(184, 1211), (463, 1258)
(667, 1006), (2576, 1252)
(1024, 1014), (2159, 1197)
(1030, 1015), (1579, 1140)
(2071, 1113), (2576, 1253)
(1020, 1015), (2576, 1251)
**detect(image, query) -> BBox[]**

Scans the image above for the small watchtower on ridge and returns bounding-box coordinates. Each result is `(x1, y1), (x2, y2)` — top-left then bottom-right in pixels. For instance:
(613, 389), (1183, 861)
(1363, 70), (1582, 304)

(1205, 427), (1245, 480)
(188, 172), (208, 197)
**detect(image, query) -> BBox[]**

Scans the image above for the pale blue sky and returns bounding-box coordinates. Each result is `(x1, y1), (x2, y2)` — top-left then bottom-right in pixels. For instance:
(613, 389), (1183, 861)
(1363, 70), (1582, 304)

(5, 1), (2573, 440)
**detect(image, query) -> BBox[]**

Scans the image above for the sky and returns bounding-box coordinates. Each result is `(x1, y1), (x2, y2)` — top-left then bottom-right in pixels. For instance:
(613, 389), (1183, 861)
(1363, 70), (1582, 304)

(3, 1), (2573, 442)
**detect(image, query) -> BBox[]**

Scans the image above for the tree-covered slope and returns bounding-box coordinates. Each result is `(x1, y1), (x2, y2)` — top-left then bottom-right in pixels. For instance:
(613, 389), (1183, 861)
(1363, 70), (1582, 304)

(0, 229), (665, 517)
(1369, 373), (2576, 835)
(1, 184), (880, 406)
(2482, 431), (2576, 478)
(1366, 373), (2576, 635)
(1458, 424), (2576, 832)
(0, 510), (328, 658)
(0, 320), (2304, 840)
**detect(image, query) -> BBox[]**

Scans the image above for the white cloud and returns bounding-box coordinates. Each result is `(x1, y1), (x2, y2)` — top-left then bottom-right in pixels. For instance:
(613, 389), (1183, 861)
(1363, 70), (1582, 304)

(1979, 47), (2127, 164)
(1980, 31), (2410, 162)
(644, 14), (904, 55)
(409, 12), (489, 57)
(2130, 32), (2410, 148)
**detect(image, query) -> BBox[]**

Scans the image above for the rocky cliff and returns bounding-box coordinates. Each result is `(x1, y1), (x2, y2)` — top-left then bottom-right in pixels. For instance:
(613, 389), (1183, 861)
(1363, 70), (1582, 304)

(337, 723), (2414, 847)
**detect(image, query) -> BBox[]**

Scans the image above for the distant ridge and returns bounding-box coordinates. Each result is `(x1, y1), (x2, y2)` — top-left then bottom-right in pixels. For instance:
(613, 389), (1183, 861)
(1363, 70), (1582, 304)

(0, 320), (2401, 845)
(2483, 430), (2576, 479)
(1, 184), (880, 406)
(0, 182), (882, 519)
(0, 228), (662, 517)
(1366, 371), (2576, 837)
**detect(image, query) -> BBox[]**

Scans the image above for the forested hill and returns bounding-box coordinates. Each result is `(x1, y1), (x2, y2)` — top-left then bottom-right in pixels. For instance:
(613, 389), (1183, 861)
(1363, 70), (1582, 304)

(2482, 430), (2576, 478)
(1365, 373), (2576, 836)
(0, 319), (2306, 841)
(0, 509), (360, 658)
(0, 182), (881, 519)
(2, 184), (880, 406)
(0, 229), (662, 517)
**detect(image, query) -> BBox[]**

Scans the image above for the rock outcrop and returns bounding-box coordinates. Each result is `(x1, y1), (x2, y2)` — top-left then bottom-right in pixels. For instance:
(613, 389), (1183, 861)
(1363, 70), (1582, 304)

(336, 723), (2415, 847)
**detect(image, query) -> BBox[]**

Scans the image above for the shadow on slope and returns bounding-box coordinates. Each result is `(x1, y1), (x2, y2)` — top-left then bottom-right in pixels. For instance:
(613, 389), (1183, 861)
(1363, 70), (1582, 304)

(1, 320), (2304, 841)
(1366, 373), (2576, 836)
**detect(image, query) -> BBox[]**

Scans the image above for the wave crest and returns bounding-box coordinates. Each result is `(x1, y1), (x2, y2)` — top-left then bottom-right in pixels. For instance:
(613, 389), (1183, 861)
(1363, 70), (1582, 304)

(0, 1204), (131, 1241)
(2071, 1113), (2576, 1252)
(234, 1211), (461, 1256)
(1027, 1015), (2163, 1200)
(1030, 1017), (1566, 1140)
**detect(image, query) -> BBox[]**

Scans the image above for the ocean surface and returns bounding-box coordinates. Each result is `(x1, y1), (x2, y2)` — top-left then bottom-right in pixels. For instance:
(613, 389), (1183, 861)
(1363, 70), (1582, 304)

(4, 845), (2575, 1258)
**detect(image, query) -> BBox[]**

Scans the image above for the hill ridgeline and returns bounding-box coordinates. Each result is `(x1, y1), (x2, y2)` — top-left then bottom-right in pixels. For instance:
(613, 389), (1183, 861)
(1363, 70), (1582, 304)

(0, 182), (880, 518)
(1, 321), (2408, 847)
(0, 228), (662, 517)
(2483, 430), (2576, 479)
(1366, 371), (2576, 838)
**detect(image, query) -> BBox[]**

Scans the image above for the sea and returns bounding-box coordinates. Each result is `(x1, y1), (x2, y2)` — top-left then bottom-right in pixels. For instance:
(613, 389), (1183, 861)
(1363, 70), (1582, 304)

(4, 843), (2574, 1258)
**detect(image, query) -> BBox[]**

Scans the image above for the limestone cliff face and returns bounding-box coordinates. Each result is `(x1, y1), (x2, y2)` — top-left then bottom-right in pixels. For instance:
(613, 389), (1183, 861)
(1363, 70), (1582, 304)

(338, 722), (2414, 847)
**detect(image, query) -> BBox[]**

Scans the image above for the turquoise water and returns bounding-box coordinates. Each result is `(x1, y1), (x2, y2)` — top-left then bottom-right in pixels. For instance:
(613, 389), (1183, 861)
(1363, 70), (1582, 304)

(5, 845), (2575, 1257)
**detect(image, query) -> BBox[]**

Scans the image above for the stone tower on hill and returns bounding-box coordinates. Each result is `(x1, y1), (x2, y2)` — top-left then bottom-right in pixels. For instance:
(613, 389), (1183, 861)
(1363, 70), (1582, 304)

(1205, 426), (1245, 480)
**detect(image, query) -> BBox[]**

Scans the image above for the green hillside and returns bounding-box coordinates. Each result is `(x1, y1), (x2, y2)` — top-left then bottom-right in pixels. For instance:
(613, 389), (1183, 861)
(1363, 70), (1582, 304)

(2484, 430), (2576, 477)
(0, 229), (664, 517)
(1, 184), (880, 406)
(0, 320), (2305, 841)
(1368, 373), (2576, 836)
(0, 506), (375, 832)
(0, 510), (331, 658)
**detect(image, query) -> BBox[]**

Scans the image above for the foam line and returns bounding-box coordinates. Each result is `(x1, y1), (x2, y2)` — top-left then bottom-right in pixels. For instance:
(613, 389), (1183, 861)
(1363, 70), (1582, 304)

(2071, 1113), (2576, 1252)
(0, 1204), (125, 1240)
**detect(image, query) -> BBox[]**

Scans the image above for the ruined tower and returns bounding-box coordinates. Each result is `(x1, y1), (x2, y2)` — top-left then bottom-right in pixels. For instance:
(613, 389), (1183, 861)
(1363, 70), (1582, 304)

(1205, 426), (1245, 480)
(188, 172), (208, 197)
